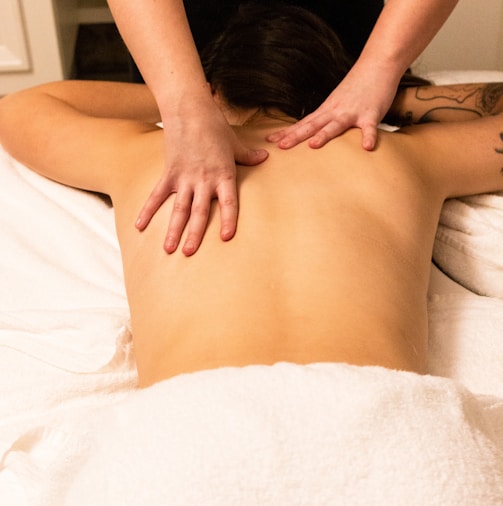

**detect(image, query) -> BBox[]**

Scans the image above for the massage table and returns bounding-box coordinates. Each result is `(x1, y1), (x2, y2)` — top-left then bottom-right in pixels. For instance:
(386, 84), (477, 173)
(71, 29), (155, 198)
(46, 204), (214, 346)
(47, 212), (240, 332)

(0, 71), (502, 505)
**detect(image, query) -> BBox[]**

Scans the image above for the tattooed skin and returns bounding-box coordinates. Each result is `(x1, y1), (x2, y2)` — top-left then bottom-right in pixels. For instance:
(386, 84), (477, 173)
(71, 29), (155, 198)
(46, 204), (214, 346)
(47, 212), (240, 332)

(497, 133), (503, 153)
(415, 84), (479, 104)
(497, 133), (503, 174)
(394, 83), (503, 125)
(415, 84), (482, 122)
(479, 84), (503, 114)
(390, 83), (503, 174)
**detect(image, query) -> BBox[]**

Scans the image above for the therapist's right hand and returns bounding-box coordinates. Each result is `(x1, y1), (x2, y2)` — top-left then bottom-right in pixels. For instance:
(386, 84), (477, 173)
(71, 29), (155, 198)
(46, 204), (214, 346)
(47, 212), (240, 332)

(135, 99), (268, 256)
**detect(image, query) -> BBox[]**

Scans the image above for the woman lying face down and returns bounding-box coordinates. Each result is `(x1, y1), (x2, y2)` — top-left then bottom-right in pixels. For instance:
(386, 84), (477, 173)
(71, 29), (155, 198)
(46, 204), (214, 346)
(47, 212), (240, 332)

(0, 5), (502, 386)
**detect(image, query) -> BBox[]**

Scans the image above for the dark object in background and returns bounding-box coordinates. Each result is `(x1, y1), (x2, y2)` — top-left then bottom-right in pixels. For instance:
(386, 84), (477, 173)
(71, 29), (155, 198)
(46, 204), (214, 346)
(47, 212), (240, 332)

(78, 1), (384, 84)
(74, 23), (130, 82)
(128, 0), (384, 84)
(184, 0), (383, 60)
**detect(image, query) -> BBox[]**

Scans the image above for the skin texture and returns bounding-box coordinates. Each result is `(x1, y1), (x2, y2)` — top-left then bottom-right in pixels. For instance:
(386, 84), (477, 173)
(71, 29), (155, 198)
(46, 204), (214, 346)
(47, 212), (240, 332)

(106, 0), (459, 256)
(0, 81), (502, 387)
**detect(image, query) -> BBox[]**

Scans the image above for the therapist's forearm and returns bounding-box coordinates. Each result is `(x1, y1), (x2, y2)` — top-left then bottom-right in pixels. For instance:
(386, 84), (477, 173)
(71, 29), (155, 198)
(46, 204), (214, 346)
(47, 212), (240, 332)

(357, 0), (459, 80)
(107, 0), (210, 114)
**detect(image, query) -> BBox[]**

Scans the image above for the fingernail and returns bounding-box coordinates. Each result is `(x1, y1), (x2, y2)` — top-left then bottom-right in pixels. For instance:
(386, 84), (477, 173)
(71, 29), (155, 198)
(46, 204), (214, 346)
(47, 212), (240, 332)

(256, 149), (268, 159)
(164, 238), (176, 253)
(183, 242), (195, 256)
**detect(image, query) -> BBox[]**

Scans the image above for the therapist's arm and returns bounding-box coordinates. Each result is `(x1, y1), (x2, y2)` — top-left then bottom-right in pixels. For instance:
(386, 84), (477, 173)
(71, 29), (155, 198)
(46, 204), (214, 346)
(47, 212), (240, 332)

(107, 0), (267, 255)
(268, 0), (459, 151)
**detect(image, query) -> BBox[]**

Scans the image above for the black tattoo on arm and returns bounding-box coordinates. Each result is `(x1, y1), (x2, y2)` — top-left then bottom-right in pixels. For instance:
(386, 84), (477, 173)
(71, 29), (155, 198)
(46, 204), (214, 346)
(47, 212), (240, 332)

(418, 107), (481, 123)
(415, 85), (479, 104)
(393, 84), (503, 125)
(414, 85), (483, 122)
(497, 132), (503, 174)
(479, 84), (503, 114)
(497, 133), (503, 153)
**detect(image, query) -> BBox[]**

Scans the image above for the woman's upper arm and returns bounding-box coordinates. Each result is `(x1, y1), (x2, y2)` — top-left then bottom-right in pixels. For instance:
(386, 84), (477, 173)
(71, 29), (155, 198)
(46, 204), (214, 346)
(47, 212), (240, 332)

(0, 84), (159, 196)
(409, 114), (503, 199)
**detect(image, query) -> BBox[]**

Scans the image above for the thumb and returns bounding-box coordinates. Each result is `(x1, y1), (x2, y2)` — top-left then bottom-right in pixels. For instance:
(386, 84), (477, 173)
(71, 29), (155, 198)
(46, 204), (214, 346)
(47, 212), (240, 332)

(360, 123), (378, 151)
(235, 147), (269, 166)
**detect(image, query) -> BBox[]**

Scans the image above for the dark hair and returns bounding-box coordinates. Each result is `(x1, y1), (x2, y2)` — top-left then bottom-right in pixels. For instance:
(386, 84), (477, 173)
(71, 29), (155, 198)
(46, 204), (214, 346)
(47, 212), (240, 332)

(201, 3), (430, 121)
(397, 70), (431, 89)
(201, 3), (353, 120)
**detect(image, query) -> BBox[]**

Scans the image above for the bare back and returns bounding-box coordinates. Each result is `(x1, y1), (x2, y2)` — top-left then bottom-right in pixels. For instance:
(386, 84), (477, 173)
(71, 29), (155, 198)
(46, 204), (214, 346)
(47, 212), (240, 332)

(1, 82), (502, 388)
(113, 124), (445, 386)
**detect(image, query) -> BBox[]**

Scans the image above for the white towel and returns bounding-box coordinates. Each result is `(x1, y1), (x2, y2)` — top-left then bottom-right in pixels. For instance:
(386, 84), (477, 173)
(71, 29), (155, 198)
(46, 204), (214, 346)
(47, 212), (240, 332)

(428, 291), (503, 397)
(60, 363), (503, 506)
(433, 193), (503, 298)
(0, 322), (136, 452)
(0, 145), (127, 312)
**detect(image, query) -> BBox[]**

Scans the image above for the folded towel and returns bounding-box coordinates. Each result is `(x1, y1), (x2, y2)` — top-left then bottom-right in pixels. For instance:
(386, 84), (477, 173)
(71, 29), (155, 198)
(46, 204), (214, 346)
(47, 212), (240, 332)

(433, 193), (503, 298)
(423, 69), (503, 85)
(60, 363), (503, 506)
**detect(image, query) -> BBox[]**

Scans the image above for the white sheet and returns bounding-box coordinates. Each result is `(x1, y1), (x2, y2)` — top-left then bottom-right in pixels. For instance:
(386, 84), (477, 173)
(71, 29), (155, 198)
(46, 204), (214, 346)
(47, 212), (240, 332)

(1, 69), (503, 505)
(0, 146), (135, 486)
(0, 146), (126, 313)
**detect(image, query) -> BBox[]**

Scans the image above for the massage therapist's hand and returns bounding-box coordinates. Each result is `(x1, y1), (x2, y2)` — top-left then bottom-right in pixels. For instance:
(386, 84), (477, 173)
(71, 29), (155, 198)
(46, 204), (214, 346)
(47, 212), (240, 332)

(135, 100), (268, 256)
(267, 63), (399, 151)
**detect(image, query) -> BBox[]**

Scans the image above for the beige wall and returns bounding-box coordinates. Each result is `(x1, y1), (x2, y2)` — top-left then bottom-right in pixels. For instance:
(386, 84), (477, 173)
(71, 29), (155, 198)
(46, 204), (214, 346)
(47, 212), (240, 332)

(0, 0), (78, 95)
(413, 0), (503, 73)
(2, 0), (502, 96)
(0, 0), (109, 95)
